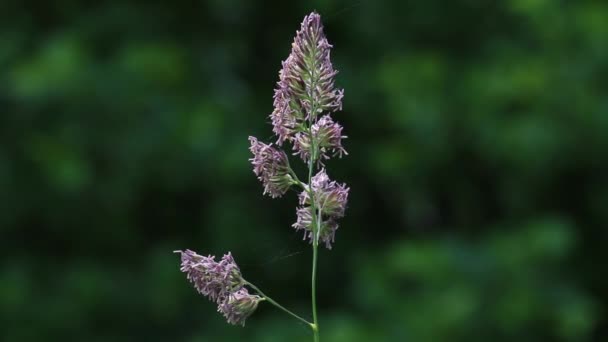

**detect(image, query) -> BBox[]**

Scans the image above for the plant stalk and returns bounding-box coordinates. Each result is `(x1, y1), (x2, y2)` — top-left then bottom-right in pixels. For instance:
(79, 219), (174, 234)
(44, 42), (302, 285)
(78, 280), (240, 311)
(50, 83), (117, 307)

(311, 239), (320, 342)
(245, 281), (313, 328)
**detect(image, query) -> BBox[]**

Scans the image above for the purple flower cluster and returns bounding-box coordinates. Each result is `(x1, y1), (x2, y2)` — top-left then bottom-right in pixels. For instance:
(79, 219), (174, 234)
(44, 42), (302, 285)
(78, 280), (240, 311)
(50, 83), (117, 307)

(294, 169), (349, 249)
(218, 288), (263, 326)
(269, 12), (345, 159)
(175, 250), (260, 326)
(249, 12), (349, 249)
(176, 250), (241, 302)
(249, 136), (294, 198)
(294, 115), (347, 164)
(278, 13), (343, 122)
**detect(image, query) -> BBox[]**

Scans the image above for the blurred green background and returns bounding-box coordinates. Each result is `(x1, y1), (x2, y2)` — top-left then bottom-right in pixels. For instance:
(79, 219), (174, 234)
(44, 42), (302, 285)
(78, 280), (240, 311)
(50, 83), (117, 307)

(1, 0), (607, 341)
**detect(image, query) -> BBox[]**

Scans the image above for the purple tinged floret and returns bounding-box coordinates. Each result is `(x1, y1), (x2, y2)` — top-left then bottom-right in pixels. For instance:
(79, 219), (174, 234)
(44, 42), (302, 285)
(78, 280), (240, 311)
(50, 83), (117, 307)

(176, 250), (263, 325)
(293, 206), (314, 237)
(218, 288), (263, 326)
(300, 169), (349, 218)
(271, 64), (300, 145)
(249, 136), (294, 198)
(270, 12), (344, 145)
(288, 13), (343, 118)
(175, 250), (244, 303)
(313, 115), (347, 159)
(293, 169), (349, 249)
(293, 115), (347, 163)
(293, 206), (340, 249)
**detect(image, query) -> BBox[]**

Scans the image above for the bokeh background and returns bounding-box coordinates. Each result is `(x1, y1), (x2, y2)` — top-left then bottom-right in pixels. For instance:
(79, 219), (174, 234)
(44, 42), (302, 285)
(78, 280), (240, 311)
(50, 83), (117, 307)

(2, 0), (608, 341)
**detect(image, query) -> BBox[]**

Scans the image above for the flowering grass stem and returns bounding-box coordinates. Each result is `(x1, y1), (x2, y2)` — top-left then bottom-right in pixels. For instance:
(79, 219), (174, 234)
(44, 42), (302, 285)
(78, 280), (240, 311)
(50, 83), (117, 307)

(244, 281), (313, 329)
(177, 12), (347, 339)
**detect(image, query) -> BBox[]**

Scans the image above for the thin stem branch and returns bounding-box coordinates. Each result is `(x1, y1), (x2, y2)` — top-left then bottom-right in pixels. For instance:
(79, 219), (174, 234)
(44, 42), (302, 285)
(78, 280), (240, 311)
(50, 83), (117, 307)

(245, 281), (313, 328)
(288, 168), (307, 190)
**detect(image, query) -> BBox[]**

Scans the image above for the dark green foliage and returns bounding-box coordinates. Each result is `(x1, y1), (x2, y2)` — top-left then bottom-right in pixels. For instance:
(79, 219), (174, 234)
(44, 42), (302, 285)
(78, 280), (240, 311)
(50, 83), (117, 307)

(1, 1), (606, 341)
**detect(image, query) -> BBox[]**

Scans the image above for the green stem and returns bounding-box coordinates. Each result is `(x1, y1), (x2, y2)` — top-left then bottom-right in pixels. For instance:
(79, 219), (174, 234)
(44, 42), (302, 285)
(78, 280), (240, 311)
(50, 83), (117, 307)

(311, 240), (320, 341)
(245, 281), (313, 328)
(288, 168), (307, 190)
